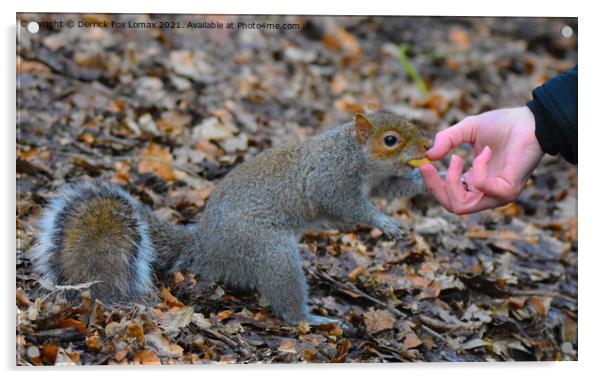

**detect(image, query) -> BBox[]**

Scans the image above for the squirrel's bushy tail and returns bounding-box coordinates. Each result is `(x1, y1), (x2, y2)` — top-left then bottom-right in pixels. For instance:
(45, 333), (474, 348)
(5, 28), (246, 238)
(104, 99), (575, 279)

(30, 180), (156, 304)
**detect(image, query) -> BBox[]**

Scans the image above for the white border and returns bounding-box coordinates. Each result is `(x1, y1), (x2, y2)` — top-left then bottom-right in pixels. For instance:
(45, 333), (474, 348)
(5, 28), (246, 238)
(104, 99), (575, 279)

(4, 1), (598, 378)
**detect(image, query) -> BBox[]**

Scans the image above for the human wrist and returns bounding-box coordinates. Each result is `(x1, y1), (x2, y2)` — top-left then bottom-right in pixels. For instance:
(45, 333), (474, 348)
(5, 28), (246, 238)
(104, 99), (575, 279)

(520, 105), (545, 158)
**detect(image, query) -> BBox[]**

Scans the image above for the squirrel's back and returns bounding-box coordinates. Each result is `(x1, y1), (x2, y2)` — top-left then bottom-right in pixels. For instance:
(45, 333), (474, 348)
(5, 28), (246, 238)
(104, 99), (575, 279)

(31, 181), (155, 303)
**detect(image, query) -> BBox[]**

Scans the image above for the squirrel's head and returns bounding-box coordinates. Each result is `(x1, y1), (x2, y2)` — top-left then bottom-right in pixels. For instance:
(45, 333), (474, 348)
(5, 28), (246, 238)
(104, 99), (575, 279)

(354, 112), (431, 172)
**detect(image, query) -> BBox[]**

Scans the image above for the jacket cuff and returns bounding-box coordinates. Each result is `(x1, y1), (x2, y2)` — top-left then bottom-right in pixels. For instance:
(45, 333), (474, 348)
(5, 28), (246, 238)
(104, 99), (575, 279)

(527, 98), (561, 157)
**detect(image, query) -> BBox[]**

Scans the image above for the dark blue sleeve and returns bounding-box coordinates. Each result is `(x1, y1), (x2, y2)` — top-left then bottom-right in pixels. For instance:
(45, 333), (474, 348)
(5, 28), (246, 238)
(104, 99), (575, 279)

(526, 65), (577, 164)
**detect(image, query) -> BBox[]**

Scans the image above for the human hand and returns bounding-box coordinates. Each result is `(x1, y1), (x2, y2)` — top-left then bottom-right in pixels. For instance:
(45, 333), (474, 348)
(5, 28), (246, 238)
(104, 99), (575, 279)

(419, 106), (544, 214)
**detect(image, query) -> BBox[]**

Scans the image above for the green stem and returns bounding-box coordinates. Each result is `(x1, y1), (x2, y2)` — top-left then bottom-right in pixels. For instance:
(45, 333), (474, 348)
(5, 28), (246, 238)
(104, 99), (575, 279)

(399, 44), (430, 98)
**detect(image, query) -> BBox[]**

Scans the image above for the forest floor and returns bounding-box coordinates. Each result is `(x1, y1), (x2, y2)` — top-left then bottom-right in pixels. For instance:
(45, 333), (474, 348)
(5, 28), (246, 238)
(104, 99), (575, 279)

(16, 14), (577, 364)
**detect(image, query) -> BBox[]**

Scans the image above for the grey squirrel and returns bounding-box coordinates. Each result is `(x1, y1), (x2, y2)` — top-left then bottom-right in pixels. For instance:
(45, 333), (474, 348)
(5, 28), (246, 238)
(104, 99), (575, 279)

(31, 112), (432, 325)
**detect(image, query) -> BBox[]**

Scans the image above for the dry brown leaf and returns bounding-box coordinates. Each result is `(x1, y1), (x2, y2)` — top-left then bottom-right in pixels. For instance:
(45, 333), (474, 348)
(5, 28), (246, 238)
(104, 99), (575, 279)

(192, 313), (212, 329)
(449, 28), (471, 50)
(335, 96), (364, 114)
(138, 143), (175, 182)
(134, 349), (161, 365)
(302, 349), (319, 362)
(127, 322), (145, 344)
(57, 318), (87, 333)
(331, 339), (351, 363)
(160, 306), (193, 335)
(105, 320), (126, 336)
(16, 288), (31, 308)
(54, 348), (76, 366)
(403, 332), (423, 349)
(145, 330), (184, 358)
(156, 110), (192, 136)
(465, 229), (539, 244)
(529, 296), (553, 316)
(86, 333), (102, 352)
(330, 73), (348, 95)
(173, 271), (185, 286)
(348, 266), (367, 282)
(364, 309), (396, 334)
(278, 341), (297, 353)
(112, 161), (131, 185)
(114, 346), (130, 362)
(414, 94), (449, 116)
(404, 273), (431, 290)
(41, 343), (58, 365)
(160, 287), (184, 307)
(508, 297), (527, 309)
(500, 203), (521, 218)
(298, 320), (311, 335)
(323, 27), (363, 61)
(17, 57), (51, 74)
(418, 281), (441, 300)
(217, 309), (233, 321)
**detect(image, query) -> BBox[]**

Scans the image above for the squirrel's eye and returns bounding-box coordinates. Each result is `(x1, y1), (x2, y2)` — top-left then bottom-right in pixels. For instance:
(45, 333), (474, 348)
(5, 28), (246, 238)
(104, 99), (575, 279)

(384, 135), (398, 147)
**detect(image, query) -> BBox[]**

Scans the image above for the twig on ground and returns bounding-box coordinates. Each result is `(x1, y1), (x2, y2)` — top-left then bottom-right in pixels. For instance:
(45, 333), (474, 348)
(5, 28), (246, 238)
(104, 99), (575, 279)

(308, 268), (460, 351)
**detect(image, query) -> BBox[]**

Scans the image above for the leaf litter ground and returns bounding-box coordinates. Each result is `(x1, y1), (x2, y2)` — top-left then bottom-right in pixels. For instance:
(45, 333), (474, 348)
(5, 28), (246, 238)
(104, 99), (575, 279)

(16, 14), (577, 364)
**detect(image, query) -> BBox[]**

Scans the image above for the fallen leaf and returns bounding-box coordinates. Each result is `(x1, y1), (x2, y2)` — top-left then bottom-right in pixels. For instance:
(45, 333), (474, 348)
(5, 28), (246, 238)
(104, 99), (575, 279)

(331, 339), (351, 363)
(298, 320), (311, 335)
(54, 348), (76, 366)
(404, 273), (431, 290)
(134, 349), (161, 365)
(41, 343), (58, 365)
(335, 96), (364, 114)
(57, 318), (87, 333)
(529, 296), (553, 316)
(323, 27), (363, 62)
(144, 330), (184, 358)
(348, 266), (367, 281)
(192, 313), (212, 329)
(278, 341), (297, 353)
(160, 287), (184, 307)
(160, 306), (193, 335)
(449, 28), (471, 50)
(465, 229), (539, 244)
(127, 322), (145, 344)
(86, 333), (102, 352)
(16, 288), (31, 308)
(403, 332), (423, 349)
(462, 338), (489, 350)
(156, 110), (192, 136)
(217, 309), (233, 321)
(138, 143), (175, 182)
(193, 116), (238, 140)
(17, 57), (51, 74)
(364, 309), (396, 333)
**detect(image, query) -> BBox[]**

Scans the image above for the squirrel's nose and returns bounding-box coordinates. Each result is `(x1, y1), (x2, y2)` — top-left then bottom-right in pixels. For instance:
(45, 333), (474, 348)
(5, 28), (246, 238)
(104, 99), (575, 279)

(422, 137), (433, 150)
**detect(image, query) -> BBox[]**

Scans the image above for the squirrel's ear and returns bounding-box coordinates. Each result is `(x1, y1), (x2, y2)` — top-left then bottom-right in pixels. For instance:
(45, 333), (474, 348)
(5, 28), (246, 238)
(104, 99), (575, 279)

(354, 113), (373, 144)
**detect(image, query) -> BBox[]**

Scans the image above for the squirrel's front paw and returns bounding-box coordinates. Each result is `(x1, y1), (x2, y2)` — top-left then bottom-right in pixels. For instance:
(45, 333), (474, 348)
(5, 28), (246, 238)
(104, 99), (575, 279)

(375, 215), (403, 239)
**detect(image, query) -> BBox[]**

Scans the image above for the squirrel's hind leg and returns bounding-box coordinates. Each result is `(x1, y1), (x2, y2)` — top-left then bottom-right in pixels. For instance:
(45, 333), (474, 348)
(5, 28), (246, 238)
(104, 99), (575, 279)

(253, 235), (308, 323)
(255, 233), (340, 325)
(252, 233), (340, 326)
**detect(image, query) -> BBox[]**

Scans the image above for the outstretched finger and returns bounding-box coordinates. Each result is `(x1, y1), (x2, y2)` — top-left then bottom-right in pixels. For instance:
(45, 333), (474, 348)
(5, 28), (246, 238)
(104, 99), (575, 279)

(419, 163), (450, 210)
(427, 117), (477, 161)
(444, 154), (468, 203)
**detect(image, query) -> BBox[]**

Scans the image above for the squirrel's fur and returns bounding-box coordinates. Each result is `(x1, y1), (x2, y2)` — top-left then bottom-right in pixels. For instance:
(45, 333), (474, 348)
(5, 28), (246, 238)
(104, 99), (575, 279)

(31, 112), (431, 325)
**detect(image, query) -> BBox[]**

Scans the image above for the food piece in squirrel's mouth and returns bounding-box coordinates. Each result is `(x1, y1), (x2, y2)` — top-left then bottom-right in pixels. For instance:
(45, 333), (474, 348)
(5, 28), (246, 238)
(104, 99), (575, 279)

(407, 158), (431, 168)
